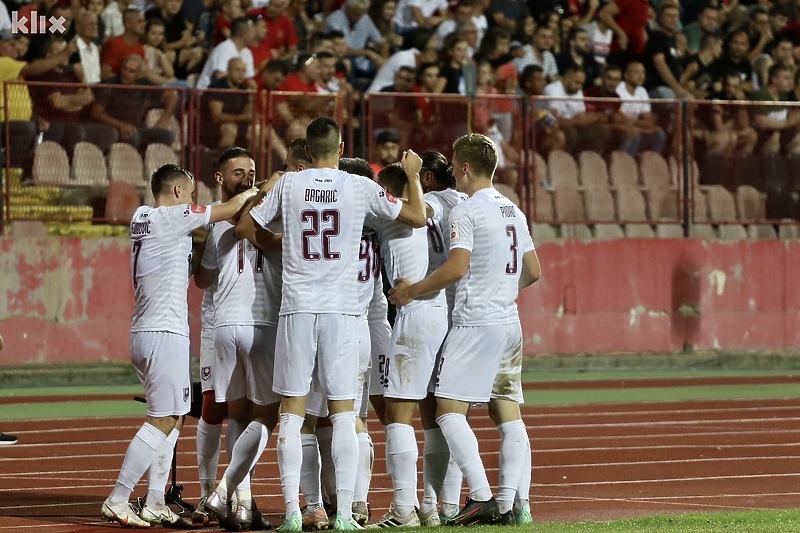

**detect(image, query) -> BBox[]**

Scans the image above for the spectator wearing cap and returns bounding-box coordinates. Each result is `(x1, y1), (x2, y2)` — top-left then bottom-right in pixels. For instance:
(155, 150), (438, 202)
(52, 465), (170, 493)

(370, 129), (401, 174)
(324, 0), (386, 79)
(556, 27), (600, 88)
(682, 3), (720, 55)
(512, 24), (559, 81)
(248, 0), (299, 61)
(196, 16), (256, 89)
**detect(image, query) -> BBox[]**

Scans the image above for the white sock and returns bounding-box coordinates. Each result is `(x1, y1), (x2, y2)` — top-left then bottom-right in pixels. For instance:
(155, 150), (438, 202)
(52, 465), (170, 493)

(315, 425), (336, 506)
(436, 413), (491, 502)
(329, 411), (358, 520)
(145, 428), (180, 508)
(385, 423), (418, 517)
(496, 420), (527, 514)
(354, 432), (373, 503)
(440, 456), (464, 515)
(196, 419), (223, 498)
(109, 423), (167, 504)
(514, 431), (532, 514)
(420, 427), (449, 514)
(277, 413), (304, 519)
(225, 421), (270, 507)
(300, 434), (323, 507)
(226, 418), (248, 462)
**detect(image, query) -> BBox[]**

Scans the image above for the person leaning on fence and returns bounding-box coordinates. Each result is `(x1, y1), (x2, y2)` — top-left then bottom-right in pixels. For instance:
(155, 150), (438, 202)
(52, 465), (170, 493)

(90, 54), (178, 153)
(749, 64), (800, 156)
(0, 31), (78, 174)
(202, 57), (256, 150)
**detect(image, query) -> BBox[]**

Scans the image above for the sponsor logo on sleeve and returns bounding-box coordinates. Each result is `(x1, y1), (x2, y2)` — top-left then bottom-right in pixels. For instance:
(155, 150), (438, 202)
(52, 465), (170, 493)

(384, 191), (397, 204)
(191, 205), (207, 214)
(450, 221), (460, 242)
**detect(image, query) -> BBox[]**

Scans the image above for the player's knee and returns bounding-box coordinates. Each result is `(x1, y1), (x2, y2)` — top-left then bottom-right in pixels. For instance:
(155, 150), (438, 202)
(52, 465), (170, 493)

(201, 392), (228, 424)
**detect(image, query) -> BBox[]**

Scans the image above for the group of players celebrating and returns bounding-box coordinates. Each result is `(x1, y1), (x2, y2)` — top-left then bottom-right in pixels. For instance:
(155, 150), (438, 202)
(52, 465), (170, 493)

(100, 115), (541, 530)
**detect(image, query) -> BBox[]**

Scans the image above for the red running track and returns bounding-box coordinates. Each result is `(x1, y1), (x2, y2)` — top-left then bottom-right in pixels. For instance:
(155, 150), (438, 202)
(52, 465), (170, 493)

(1, 398), (800, 531)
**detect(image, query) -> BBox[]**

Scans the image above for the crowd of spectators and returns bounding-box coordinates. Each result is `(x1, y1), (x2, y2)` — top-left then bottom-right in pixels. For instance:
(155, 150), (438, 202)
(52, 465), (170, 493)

(4, 0), (800, 180)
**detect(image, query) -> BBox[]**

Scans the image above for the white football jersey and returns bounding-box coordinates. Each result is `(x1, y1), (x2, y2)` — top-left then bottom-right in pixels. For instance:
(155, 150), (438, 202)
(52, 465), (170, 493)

(250, 168), (403, 315)
(449, 188), (535, 326)
(370, 216), (445, 315)
(357, 230), (380, 317)
(425, 189), (467, 313)
(261, 220), (284, 325)
(130, 204), (211, 335)
(201, 220), (276, 326)
(200, 280), (217, 331)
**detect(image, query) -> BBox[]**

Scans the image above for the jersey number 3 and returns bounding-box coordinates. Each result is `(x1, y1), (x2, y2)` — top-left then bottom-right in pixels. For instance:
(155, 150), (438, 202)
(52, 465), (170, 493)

(505, 225), (518, 275)
(301, 209), (341, 261)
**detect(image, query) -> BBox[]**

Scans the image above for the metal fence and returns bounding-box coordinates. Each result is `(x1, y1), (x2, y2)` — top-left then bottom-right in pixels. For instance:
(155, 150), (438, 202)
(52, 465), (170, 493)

(3, 81), (800, 240)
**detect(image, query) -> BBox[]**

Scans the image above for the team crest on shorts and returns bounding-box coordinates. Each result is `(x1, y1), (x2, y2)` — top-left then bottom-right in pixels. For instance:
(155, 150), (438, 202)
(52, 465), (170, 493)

(183, 387), (190, 402)
(201, 366), (211, 380)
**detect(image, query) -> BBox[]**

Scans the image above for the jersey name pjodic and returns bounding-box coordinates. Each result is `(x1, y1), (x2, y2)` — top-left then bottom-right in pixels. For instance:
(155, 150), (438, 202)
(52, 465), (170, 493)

(130, 204), (211, 335)
(449, 188), (535, 326)
(201, 220), (275, 326)
(250, 168), (403, 315)
(424, 189), (466, 313)
(369, 215), (445, 315)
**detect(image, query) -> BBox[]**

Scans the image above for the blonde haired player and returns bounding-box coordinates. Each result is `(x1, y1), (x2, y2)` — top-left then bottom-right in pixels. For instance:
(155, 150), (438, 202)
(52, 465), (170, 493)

(390, 134), (541, 526)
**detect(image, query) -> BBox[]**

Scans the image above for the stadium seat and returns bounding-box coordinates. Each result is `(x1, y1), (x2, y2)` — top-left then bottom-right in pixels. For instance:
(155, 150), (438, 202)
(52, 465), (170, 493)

(655, 223), (684, 238)
(32, 141), (72, 186)
(144, 143), (179, 181)
(560, 223), (593, 240)
(689, 224), (718, 239)
(616, 186), (648, 222)
(706, 185), (738, 223)
(646, 188), (680, 221)
(547, 150), (580, 189)
(594, 223), (624, 240)
(608, 151), (640, 189)
(577, 151), (609, 188)
(72, 142), (108, 186)
(533, 187), (554, 222)
(693, 188), (709, 223)
(105, 181), (142, 224)
(736, 185), (766, 222)
(747, 224), (778, 240)
(531, 223), (558, 242)
(584, 186), (616, 221)
(639, 151), (673, 191)
(624, 224), (656, 238)
(553, 186), (585, 221)
(779, 221), (800, 239)
(718, 224), (747, 240)
(108, 143), (147, 187)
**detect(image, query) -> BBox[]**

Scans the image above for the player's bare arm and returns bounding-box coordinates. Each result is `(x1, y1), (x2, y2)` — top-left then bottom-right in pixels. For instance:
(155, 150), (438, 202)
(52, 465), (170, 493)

(248, 227), (282, 253)
(389, 248), (471, 307)
(519, 249), (542, 290)
(208, 187), (258, 224)
(236, 177), (281, 239)
(394, 150), (427, 228)
(194, 265), (218, 290)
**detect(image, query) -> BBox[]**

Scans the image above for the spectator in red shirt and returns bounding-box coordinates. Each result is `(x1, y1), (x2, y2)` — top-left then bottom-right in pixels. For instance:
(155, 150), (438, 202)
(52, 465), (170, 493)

(275, 52), (332, 140)
(248, 14), (273, 72)
(214, 0), (244, 45)
(248, 0), (299, 61)
(100, 7), (145, 79)
(597, 0), (649, 67)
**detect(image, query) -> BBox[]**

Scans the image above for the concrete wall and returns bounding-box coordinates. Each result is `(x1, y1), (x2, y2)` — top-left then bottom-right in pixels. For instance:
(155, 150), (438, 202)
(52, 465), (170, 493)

(0, 236), (794, 364)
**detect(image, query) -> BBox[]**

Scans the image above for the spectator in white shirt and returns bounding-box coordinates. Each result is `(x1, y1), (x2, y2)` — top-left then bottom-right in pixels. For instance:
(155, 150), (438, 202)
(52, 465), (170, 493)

(74, 10), (102, 83)
(583, 18), (612, 65)
(513, 24), (559, 81)
(543, 64), (610, 154)
(102, 0), (134, 38)
(367, 28), (437, 92)
(615, 61), (667, 155)
(196, 16), (256, 89)
(393, 0), (449, 37)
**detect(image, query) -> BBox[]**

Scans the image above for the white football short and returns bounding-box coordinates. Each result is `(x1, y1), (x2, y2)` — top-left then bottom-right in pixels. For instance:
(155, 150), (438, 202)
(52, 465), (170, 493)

(213, 324), (280, 406)
(368, 317), (392, 397)
(273, 313), (360, 400)
(354, 317), (371, 418)
(131, 331), (192, 417)
(435, 322), (524, 404)
(199, 324), (216, 393)
(384, 306), (448, 400)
